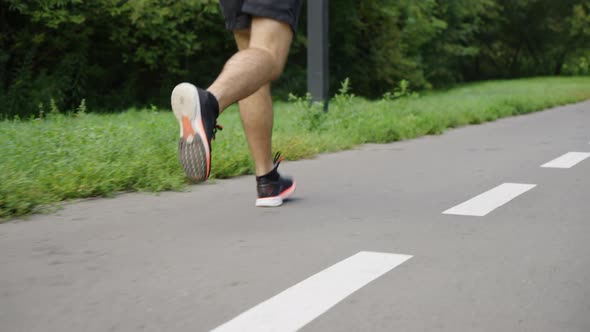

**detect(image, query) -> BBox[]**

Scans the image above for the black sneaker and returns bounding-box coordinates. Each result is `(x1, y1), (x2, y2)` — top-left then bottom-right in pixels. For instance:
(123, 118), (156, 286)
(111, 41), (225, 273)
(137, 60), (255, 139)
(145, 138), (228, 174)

(256, 153), (296, 207)
(171, 83), (221, 182)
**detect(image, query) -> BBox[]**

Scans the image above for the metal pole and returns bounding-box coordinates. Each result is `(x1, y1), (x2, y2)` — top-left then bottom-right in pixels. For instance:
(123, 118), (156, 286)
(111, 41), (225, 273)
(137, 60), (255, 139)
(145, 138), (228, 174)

(307, 0), (329, 111)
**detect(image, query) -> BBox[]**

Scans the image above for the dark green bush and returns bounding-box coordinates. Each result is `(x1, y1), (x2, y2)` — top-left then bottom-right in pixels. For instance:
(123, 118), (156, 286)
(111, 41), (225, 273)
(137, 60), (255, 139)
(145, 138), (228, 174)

(0, 0), (231, 118)
(1, 0), (589, 118)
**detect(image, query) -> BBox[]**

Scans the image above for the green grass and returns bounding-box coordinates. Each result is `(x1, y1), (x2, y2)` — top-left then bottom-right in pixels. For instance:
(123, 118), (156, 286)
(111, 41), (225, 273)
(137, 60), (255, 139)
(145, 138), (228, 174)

(1, 77), (590, 219)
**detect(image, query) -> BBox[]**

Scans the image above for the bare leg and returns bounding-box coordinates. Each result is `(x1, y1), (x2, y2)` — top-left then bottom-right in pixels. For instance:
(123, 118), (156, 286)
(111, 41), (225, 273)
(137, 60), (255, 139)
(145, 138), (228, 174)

(232, 29), (275, 176)
(172, 18), (291, 183)
(207, 17), (293, 112)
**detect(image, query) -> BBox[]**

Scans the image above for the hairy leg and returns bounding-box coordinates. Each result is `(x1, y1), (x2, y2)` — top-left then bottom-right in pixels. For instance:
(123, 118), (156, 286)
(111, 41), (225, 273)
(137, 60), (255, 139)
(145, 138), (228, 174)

(207, 17), (293, 112)
(232, 29), (274, 176)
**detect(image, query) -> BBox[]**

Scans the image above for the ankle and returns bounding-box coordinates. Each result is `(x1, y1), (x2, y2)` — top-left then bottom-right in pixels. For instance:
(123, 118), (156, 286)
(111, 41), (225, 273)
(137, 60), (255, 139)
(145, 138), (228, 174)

(254, 160), (274, 177)
(256, 165), (279, 181)
(206, 87), (228, 112)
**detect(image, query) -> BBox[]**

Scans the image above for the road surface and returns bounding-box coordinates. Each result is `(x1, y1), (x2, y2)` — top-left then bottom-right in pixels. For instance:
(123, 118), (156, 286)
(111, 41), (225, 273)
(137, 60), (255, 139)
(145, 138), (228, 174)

(1, 101), (589, 332)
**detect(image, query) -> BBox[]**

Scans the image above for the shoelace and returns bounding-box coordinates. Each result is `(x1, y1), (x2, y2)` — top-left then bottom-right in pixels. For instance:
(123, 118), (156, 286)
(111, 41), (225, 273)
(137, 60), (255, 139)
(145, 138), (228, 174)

(273, 152), (284, 167)
(212, 124), (223, 140)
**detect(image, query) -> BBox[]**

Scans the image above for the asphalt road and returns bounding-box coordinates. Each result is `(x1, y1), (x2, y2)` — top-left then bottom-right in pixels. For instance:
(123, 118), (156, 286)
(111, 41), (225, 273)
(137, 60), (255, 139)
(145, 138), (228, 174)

(1, 101), (589, 332)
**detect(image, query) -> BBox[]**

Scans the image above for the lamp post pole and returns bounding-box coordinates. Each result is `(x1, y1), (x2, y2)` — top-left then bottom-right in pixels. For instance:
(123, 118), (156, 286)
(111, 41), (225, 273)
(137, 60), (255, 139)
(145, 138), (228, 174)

(307, 0), (329, 111)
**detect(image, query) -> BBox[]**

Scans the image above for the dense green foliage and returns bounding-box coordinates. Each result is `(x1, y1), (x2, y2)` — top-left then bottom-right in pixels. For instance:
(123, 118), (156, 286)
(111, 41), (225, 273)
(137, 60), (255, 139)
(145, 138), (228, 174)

(1, 0), (231, 117)
(1, 0), (589, 117)
(2, 77), (590, 219)
(321, 0), (590, 96)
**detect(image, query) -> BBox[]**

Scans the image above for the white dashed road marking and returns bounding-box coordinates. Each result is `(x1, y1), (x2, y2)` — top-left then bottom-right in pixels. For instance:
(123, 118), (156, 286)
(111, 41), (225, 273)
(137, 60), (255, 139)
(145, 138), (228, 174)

(541, 152), (590, 168)
(211, 251), (412, 332)
(443, 183), (536, 217)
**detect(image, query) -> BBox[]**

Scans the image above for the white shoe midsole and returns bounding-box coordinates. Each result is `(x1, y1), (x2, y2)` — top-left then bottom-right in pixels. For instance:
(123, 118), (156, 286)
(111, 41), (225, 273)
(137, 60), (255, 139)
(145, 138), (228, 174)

(256, 197), (283, 207)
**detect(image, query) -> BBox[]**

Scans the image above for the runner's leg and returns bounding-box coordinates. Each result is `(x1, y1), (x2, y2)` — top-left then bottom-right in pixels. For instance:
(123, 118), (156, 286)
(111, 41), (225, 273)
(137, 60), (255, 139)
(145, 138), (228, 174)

(232, 28), (274, 176)
(207, 17), (293, 112)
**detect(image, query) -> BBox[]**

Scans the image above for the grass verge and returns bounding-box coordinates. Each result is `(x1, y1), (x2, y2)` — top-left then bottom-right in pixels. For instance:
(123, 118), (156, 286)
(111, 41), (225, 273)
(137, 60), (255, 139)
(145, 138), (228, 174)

(1, 77), (590, 219)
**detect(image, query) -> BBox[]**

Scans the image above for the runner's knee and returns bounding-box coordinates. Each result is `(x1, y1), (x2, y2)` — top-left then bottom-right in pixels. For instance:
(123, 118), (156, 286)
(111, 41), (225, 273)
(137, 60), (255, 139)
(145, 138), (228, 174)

(252, 45), (287, 81)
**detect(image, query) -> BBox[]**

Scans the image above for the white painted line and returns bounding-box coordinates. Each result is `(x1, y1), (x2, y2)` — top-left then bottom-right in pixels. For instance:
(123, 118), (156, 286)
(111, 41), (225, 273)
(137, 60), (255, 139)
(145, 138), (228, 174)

(541, 152), (590, 168)
(443, 183), (536, 217)
(211, 251), (412, 332)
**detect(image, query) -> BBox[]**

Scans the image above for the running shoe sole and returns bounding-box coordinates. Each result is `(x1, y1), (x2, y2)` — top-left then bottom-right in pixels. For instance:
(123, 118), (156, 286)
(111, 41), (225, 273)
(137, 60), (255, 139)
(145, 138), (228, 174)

(255, 181), (297, 207)
(171, 83), (211, 182)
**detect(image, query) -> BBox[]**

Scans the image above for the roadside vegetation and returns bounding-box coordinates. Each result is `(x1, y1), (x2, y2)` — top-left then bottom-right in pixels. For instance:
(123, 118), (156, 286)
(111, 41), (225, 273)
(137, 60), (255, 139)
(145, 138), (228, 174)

(2, 1), (589, 118)
(2, 77), (590, 219)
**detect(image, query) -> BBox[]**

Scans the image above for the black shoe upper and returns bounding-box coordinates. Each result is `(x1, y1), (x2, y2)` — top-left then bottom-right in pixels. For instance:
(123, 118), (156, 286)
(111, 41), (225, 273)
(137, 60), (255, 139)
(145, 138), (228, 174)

(197, 88), (221, 148)
(256, 153), (294, 198)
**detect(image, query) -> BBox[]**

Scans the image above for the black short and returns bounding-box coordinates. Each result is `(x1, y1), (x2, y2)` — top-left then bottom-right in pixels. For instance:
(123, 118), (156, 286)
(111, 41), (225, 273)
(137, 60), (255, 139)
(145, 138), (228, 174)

(219, 0), (303, 33)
